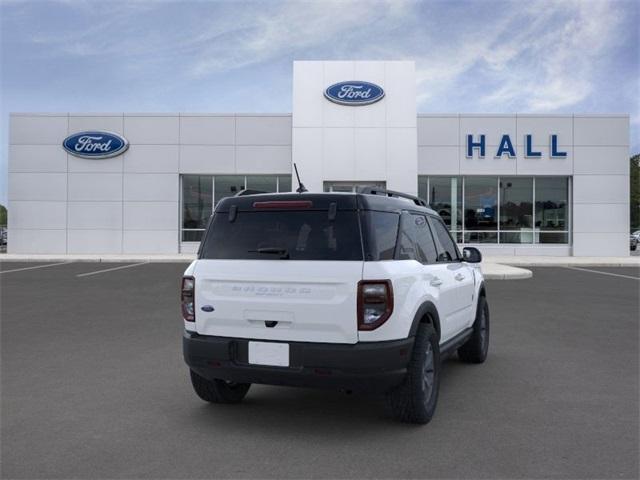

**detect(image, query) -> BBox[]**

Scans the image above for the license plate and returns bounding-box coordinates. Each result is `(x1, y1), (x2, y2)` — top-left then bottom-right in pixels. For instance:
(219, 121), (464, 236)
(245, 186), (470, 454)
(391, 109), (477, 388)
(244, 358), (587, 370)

(248, 341), (289, 367)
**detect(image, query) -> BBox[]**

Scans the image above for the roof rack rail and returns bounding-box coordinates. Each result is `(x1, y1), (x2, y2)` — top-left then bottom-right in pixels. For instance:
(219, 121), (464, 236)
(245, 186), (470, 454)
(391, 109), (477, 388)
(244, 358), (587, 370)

(358, 186), (429, 208)
(234, 189), (267, 196)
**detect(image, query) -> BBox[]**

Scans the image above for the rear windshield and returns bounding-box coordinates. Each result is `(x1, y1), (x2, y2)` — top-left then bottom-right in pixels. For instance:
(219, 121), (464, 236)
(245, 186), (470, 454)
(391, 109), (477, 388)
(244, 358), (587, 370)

(200, 211), (363, 260)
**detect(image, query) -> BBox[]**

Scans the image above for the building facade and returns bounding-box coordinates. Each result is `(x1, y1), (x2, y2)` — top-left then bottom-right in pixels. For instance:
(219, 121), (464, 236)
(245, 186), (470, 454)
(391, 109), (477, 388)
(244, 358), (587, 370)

(7, 61), (630, 256)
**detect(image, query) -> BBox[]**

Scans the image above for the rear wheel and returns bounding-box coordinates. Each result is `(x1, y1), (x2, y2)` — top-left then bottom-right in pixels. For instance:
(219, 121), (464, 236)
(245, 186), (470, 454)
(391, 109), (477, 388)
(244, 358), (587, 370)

(458, 295), (489, 363)
(386, 323), (440, 424)
(189, 370), (251, 404)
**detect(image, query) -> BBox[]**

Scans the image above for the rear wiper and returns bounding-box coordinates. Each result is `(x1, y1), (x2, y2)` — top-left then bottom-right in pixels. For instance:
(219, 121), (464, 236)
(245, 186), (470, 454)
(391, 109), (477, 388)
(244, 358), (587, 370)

(248, 247), (290, 259)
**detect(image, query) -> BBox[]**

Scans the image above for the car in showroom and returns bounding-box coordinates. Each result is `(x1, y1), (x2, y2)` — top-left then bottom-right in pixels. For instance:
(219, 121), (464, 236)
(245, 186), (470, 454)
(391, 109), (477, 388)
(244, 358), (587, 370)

(181, 188), (489, 424)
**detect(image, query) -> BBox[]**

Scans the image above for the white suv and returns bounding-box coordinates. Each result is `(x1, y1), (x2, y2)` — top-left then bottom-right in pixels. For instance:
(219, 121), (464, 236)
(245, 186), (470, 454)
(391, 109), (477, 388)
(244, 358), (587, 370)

(182, 189), (489, 424)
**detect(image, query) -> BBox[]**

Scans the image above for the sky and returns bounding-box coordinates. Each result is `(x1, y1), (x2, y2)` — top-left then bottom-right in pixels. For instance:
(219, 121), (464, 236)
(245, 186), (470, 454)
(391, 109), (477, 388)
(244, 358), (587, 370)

(1, 0), (638, 205)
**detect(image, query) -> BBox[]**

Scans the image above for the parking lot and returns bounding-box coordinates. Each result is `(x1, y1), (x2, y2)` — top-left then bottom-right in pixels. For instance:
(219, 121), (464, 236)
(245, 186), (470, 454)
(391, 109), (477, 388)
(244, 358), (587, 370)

(1, 261), (638, 479)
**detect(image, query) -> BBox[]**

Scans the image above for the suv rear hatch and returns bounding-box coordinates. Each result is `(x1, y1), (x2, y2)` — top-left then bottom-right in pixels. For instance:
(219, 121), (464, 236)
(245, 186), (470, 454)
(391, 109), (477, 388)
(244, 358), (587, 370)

(193, 195), (363, 344)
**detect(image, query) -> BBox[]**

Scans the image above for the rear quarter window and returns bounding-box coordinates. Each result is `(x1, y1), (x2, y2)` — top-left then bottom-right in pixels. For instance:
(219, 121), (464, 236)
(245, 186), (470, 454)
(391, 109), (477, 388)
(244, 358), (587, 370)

(361, 211), (400, 261)
(200, 210), (363, 261)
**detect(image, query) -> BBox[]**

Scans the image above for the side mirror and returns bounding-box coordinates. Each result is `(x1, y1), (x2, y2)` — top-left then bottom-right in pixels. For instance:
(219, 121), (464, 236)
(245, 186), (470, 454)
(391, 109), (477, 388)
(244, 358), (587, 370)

(462, 247), (482, 263)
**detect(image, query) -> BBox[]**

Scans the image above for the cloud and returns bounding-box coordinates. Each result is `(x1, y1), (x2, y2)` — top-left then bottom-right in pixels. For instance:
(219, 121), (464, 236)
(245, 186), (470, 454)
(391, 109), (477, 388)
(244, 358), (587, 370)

(12, 0), (414, 78)
(6, 0), (629, 116)
(0, 0), (637, 135)
(186, 0), (415, 77)
(415, 0), (626, 113)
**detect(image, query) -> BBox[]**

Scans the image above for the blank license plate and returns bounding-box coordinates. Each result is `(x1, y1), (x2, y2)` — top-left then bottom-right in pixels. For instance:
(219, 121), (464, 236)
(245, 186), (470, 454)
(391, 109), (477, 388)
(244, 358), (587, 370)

(248, 341), (289, 367)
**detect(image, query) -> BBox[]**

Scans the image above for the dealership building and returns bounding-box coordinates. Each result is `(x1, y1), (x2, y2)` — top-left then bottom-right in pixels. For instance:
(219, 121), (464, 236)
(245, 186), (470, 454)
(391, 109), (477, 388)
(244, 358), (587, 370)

(7, 61), (631, 256)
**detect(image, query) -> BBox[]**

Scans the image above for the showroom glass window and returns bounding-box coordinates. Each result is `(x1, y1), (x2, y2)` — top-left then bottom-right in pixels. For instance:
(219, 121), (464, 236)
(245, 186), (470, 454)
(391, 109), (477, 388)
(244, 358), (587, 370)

(419, 177), (462, 239)
(499, 178), (533, 244)
(182, 175), (213, 242)
(535, 177), (569, 243)
(419, 176), (571, 245)
(181, 175), (292, 242)
(214, 175), (246, 205)
(464, 177), (498, 243)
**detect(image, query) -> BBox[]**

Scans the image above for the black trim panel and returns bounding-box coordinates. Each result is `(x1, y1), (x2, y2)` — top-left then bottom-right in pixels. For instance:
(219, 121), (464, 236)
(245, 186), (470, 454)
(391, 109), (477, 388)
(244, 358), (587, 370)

(184, 332), (415, 393)
(408, 301), (442, 339)
(439, 328), (473, 359)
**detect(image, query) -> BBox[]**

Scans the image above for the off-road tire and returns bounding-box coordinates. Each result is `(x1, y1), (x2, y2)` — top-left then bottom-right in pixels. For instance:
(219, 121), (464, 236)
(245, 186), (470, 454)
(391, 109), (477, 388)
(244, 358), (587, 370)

(386, 323), (440, 424)
(458, 295), (490, 364)
(190, 370), (251, 404)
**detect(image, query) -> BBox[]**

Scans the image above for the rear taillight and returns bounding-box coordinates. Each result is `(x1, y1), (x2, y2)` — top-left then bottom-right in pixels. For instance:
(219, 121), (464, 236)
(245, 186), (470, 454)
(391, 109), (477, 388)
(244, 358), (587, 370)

(181, 276), (195, 322)
(357, 280), (393, 330)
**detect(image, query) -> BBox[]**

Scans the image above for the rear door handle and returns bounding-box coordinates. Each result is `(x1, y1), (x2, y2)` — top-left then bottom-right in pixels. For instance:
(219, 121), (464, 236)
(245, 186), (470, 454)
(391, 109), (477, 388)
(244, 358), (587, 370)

(455, 273), (465, 281)
(430, 277), (443, 287)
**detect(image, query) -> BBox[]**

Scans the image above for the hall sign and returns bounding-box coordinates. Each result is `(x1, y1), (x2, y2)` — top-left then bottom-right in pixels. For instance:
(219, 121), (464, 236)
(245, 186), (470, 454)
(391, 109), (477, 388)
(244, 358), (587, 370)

(62, 131), (129, 159)
(324, 81), (385, 106)
(466, 134), (567, 159)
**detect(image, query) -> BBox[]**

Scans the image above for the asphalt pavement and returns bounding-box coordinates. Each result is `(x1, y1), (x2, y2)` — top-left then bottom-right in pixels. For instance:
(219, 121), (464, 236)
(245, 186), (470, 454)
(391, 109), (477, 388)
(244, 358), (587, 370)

(1, 262), (638, 479)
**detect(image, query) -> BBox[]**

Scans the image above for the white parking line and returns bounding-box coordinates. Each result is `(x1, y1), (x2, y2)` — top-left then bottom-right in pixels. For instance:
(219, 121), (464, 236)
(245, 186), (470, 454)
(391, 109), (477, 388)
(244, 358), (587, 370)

(566, 266), (640, 280)
(0, 262), (72, 274)
(76, 262), (148, 278)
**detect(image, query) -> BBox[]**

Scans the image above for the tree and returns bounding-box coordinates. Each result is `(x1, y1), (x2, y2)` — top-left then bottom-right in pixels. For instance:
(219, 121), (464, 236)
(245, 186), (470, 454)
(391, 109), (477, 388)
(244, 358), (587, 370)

(631, 154), (639, 231)
(0, 204), (6, 226)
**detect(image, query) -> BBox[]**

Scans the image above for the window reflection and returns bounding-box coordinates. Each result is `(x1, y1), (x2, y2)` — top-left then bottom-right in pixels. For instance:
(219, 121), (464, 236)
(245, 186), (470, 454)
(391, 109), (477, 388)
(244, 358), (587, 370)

(182, 175), (212, 242)
(464, 177), (498, 231)
(500, 178), (533, 244)
(419, 175), (570, 245)
(246, 176), (277, 193)
(214, 175), (245, 204)
(278, 175), (292, 192)
(428, 177), (462, 230)
(536, 177), (568, 231)
(181, 174), (292, 242)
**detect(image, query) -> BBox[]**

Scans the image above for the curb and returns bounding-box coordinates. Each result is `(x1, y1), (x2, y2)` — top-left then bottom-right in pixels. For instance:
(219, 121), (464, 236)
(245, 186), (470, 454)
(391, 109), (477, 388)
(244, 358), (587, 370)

(480, 264), (533, 280)
(482, 270), (533, 280)
(483, 256), (640, 268)
(495, 262), (639, 268)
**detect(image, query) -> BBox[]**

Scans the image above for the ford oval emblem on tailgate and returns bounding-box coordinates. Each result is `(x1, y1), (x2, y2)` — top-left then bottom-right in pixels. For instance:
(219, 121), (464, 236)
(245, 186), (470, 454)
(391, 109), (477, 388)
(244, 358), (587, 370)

(201, 305), (215, 312)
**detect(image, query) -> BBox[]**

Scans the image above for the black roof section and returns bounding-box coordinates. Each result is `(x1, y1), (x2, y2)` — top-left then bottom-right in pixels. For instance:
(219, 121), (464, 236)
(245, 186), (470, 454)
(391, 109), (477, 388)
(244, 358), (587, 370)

(215, 191), (437, 215)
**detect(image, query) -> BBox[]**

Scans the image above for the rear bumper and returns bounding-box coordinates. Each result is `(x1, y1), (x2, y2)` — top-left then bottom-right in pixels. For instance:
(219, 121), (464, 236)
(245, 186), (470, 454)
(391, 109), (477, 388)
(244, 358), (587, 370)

(183, 331), (414, 393)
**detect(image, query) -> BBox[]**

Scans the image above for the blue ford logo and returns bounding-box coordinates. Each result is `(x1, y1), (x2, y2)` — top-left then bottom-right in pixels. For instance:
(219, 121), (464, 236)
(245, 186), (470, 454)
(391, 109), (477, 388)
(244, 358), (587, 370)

(62, 131), (129, 159)
(324, 81), (385, 106)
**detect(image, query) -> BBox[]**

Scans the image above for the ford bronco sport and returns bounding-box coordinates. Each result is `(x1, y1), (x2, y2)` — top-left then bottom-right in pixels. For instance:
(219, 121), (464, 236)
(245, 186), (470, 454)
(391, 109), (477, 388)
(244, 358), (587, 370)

(182, 188), (489, 424)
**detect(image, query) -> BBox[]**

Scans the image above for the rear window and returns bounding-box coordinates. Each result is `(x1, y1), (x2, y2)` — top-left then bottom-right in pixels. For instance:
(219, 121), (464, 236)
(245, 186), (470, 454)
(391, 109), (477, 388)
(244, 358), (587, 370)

(200, 210), (363, 260)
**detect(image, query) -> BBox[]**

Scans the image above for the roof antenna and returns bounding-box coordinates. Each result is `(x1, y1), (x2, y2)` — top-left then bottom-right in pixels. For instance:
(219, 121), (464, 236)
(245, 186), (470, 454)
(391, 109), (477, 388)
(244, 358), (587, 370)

(293, 163), (308, 193)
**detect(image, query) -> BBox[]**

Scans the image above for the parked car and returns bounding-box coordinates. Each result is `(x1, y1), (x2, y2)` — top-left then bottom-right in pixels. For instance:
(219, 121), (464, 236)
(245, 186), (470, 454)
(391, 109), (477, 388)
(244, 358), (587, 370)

(631, 235), (638, 251)
(0, 227), (7, 246)
(181, 188), (489, 424)
(632, 230), (640, 241)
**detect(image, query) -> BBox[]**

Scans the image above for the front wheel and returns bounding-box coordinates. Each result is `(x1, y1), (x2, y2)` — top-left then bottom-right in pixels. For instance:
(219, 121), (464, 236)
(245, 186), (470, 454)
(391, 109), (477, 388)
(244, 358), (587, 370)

(386, 323), (440, 424)
(458, 295), (490, 363)
(189, 370), (251, 404)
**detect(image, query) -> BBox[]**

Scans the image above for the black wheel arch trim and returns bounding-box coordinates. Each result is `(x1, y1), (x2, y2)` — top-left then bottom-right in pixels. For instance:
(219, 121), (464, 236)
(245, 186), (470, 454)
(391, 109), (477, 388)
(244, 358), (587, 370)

(478, 280), (487, 298)
(408, 301), (442, 340)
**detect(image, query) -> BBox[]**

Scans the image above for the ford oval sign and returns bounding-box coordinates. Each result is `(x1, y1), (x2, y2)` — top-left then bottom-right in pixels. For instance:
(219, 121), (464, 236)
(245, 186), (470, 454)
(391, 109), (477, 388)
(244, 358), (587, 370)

(324, 81), (385, 106)
(62, 131), (129, 159)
